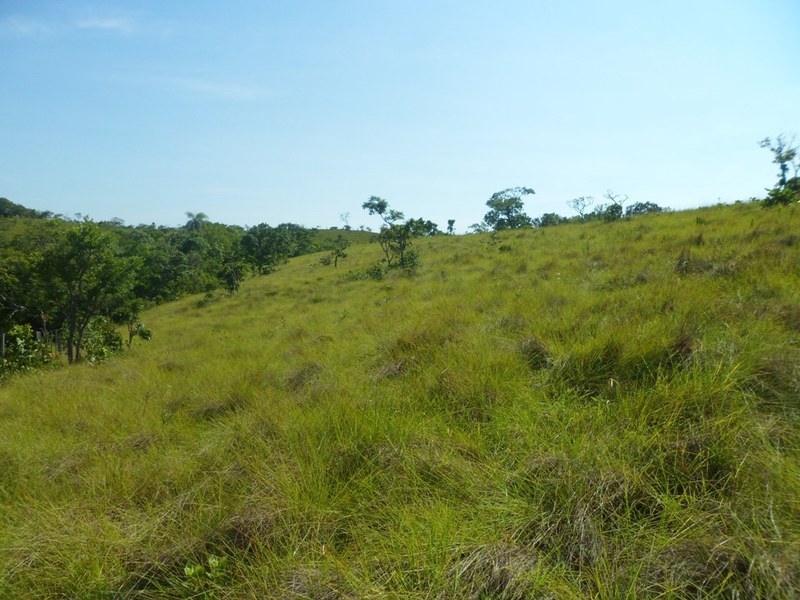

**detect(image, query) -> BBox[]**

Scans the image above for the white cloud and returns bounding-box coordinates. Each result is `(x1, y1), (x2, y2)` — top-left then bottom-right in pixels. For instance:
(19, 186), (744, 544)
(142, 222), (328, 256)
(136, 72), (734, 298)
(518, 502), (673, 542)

(0, 12), (142, 38)
(74, 16), (137, 34)
(166, 76), (272, 101)
(0, 16), (53, 38)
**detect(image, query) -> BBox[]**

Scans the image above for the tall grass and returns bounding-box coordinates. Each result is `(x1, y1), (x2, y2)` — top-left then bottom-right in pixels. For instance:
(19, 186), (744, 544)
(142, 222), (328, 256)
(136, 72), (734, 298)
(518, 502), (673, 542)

(1, 202), (799, 598)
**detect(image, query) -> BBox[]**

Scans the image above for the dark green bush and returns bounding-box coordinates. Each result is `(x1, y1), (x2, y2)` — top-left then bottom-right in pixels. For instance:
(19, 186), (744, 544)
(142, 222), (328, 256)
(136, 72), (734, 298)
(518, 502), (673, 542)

(0, 324), (53, 380)
(81, 317), (123, 364)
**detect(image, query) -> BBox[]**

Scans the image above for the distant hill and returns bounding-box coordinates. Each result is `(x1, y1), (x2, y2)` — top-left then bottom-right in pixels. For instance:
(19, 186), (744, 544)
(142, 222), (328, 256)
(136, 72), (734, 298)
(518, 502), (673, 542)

(0, 197), (52, 219)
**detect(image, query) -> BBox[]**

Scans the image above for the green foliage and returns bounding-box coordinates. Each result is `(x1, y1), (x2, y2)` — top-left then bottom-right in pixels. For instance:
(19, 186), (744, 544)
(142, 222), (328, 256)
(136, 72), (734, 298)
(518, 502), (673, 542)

(0, 197), (52, 219)
(602, 202), (624, 222)
(407, 217), (442, 236)
(760, 134), (800, 206)
(362, 196), (425, 270)
(0, 324), (52, 380)
(37, 221), (135, 363)
(127, 321), (152, 347)
(181, 554), (228, 598)
(583, 190), (631, 223)
(184, 211), (209, 231)
(0, 256), (34, 332)
(534, 212), (567, 227)
(220, 260), (245, 294)
(626, 201), (664, 216)
(760, 135), (799, 188)
(241, 222), (314, 275)
(764, 183), (800, 207)
(81, 317), (123, 364)
(481, 187), (535, 230)
(328, 234), (351, 268)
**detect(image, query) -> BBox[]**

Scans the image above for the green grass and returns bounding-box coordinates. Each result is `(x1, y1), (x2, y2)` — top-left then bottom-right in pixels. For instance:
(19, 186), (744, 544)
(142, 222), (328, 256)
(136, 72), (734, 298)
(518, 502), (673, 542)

(1, 201), (799, 598)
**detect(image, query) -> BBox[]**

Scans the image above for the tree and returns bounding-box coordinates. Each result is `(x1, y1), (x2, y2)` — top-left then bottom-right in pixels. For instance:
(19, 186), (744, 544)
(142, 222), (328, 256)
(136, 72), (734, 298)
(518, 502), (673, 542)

(112, 299), (152, 348)
(184, 211), (209, 231)
(760, 134), (800, 206)
(626, 201), (664, 216)
(566, 196), (594, 220)
(447, 219), (455, 235)
(37, 221), (135, 364)
(274, 223), (315, 257)
(329, 234), (351, 268)
(481, 187), (535, 230)
(0, 198), (50, 219)
(407, 218), (441, 237)
(0, 256), (34, 332)
(534, 212), (567, 227)
(594, 190), (628, 222)
(220, 260), (245, 294)
(362, 196), (419, 269)
(760, 135), (799, 189)
(240, 223), (291, 275)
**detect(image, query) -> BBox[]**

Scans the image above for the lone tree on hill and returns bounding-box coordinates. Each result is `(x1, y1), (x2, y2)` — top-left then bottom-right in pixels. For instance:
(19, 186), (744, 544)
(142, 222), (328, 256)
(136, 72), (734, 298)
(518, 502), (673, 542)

(362, 196), (430, 269)
(567, 196), (594, 220)
(760, 134), (800, 206)
(600, 190), (628, 221)
(482, 187), (535, 230)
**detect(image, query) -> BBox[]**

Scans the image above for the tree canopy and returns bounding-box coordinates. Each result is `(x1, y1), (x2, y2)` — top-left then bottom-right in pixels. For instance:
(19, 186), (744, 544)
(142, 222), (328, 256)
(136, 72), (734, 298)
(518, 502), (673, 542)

(481, 187), (535, 230)
(37, 221), (136, 363)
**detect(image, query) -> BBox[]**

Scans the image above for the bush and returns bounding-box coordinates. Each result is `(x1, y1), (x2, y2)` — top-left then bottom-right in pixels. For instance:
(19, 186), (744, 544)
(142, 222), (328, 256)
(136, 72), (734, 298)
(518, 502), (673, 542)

(81, 317), (123, 364)
(626, 201), (664, 216)
(763, 183), (800, 207)
(0, 324), (52, 379)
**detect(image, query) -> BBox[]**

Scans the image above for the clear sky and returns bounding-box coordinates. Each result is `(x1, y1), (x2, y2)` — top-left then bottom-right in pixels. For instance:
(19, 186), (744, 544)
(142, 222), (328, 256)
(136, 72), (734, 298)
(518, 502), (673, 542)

(1, 1), (798, 231)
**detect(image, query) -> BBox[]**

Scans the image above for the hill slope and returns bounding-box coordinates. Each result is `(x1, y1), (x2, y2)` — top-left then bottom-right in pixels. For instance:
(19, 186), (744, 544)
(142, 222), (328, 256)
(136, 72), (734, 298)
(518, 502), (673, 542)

(1, 202), (799, 598)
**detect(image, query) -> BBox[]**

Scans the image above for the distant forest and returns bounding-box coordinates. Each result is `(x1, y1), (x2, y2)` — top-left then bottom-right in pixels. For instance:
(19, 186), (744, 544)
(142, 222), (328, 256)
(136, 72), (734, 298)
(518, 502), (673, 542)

(0, 198), (372, 369)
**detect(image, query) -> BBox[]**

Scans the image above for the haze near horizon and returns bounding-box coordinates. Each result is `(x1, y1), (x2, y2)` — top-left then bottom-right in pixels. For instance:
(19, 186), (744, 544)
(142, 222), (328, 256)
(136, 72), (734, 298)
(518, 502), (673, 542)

(1, 0), (798, 230)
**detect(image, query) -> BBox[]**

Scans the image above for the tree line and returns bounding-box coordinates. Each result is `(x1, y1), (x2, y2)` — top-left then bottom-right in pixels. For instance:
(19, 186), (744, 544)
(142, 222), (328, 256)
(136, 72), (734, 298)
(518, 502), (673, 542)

(0, 208), (343, 376)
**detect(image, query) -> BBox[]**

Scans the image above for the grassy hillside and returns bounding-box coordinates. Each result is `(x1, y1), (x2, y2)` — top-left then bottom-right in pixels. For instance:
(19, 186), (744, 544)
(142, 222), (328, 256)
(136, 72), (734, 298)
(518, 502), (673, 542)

(1, 202), (799, 598)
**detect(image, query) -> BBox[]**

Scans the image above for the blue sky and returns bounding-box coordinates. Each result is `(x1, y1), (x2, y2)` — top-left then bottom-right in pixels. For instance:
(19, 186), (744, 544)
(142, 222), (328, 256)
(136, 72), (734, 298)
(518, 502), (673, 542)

(1, 1), (798, 231)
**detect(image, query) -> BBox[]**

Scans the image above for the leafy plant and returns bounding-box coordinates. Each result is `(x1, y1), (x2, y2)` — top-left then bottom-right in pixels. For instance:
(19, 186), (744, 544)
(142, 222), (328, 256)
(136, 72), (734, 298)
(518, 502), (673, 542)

(182, 554), (229, 598)
(81, 317), (123, 364)
(126, 321), (152, 347)
(0, 324), (52, 379)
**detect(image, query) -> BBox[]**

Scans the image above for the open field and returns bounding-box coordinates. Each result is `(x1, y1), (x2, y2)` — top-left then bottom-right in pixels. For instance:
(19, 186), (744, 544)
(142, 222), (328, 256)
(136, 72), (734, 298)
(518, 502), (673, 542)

(1, 202), (799, 598)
